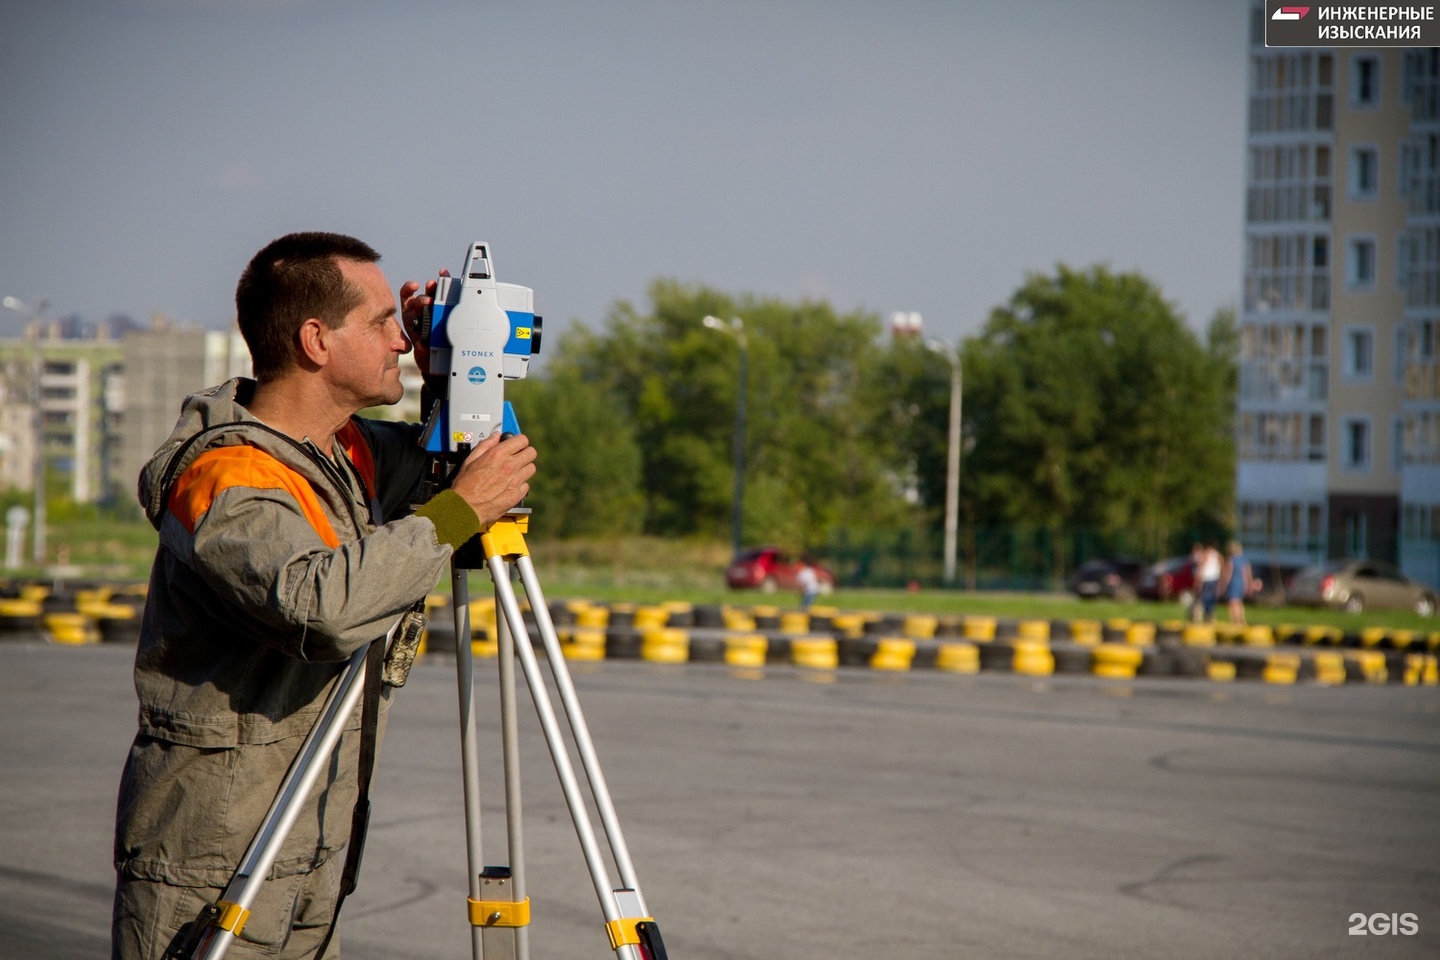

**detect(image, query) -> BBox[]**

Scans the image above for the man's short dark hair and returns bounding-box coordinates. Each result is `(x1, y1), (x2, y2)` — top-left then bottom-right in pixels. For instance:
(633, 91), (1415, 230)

(236, 232), (381, 380)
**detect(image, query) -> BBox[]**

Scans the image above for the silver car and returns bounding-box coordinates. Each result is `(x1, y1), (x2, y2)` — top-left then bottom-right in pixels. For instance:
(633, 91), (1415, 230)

(1287, 560), (1438, 616)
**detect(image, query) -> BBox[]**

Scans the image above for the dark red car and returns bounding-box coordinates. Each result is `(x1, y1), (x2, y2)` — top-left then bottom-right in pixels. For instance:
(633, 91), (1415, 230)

(725, 547), (835, 593)
(1137, 556), (1198, 606)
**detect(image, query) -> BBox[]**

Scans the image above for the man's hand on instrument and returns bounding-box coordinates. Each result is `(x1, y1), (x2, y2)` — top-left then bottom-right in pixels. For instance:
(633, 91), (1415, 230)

(449, 432), (537, 527)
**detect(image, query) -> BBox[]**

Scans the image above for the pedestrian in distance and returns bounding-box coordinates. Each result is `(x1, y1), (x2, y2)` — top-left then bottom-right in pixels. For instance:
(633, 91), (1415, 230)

(796, 555), (821, 611)
(1197, 541), (1223, 622)
(1219, 539), (1254, 624)
(110, 232), (537, 960)
(1187, 542), (1206, 622)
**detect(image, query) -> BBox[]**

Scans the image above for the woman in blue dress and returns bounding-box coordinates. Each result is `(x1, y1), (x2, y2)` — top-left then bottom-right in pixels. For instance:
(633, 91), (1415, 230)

(1219, 540), (1253, 624)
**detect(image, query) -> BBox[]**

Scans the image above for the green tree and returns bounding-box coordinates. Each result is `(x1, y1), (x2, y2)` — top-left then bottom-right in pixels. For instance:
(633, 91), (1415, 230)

(860, 335), (953, 521)
(552, 280), (909, 549)
(507, 363), (645, 539)
(960, 265), (1234, 556)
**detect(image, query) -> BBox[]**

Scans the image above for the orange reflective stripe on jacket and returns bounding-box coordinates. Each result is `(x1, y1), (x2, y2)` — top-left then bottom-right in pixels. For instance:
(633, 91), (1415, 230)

(167, 446), (341, 549)
(336, 421), (376, 502)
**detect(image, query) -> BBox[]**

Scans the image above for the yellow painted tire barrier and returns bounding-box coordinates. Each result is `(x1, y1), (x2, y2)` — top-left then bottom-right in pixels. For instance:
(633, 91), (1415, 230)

(870, 638), (916, 671)
(1389, 629), (1417, 651)
(632, 606), (670, 630)
(962, 616), (996, 642)
(1261, 652), (1300, 685)
(1345, 650), (1388, 684)
(1214, 623), (1245, 645)
(779, 612), (811, 634)
(903, 615), (938, 639)
(722, 607), (757, 631)
(1206, 660), (1237, 681)
(1092, 643), (1143, 679)
(1124, 622), (1156, 646)
(1012, 639), (1054, 677)
(641, 628), (689, 664)
(1182, 624), (1216, 647)
(0, 597), (42, 627)
(724, 634), (767, 667)
(573, 605), (610, 629)
(1069, 619), (1101, 645)
(1311, 651), (1347, 685)
(1404, 653), (1438, 686)
(791, 637), (838, 670)
(563, 627), (608, 661)
(935, 642), (980, 674)
(1304, 624), (1342, 646)
(1016, 620), (1050, 642)
(44, 612), (97, 646)
(1242, 626), (1276, 647)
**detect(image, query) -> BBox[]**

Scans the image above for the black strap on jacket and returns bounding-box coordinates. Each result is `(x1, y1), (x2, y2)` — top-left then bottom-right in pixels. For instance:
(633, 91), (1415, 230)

(314, 637), (386, 955)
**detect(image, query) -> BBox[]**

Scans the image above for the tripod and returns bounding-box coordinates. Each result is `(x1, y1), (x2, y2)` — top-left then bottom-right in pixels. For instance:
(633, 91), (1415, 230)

(169, 509), (666, 960)
(450, 509), (666, 960)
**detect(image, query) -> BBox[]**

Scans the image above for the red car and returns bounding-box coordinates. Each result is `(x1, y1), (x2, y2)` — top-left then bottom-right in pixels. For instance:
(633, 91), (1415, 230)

(1137, 556), (1197, 606)
(725, 548), (835, 593)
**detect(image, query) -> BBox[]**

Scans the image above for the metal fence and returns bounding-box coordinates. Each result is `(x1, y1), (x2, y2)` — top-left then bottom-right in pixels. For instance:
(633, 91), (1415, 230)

(823, 525), (1226, 592)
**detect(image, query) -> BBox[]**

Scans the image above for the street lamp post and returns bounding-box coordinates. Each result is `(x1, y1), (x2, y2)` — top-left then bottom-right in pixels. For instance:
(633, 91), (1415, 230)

(3, 296), (48, 568)
(703, 315), (747, 557)
(927, 338), (962, 587)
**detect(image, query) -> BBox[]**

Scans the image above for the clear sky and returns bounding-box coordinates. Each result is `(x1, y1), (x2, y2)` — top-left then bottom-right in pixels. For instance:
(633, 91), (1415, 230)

(0, 0), (1249, 347)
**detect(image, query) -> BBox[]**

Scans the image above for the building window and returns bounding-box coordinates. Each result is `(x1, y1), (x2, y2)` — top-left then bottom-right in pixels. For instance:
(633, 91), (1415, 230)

(1347, 236), (1377, 289)
(1352, 55), (1380, 108)
(1309, 413), (1326, 460)
(1343, 326), (1374, 380)
(1349, 146), (1378, 199)
(1342, 417), (1371, 470)
(1343, 510), (1368, 557)
(1394, 417), (1406, 471)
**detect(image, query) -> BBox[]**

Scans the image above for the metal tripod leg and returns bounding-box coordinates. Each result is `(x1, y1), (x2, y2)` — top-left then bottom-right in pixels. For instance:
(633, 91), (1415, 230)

(452, 563), (530, 960)
(479, 516), (665, 960)
(182, 627), (392, 960)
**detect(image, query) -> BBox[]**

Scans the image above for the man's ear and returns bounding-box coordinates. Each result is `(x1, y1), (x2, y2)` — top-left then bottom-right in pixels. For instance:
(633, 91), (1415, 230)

(296, 317), (329, 368)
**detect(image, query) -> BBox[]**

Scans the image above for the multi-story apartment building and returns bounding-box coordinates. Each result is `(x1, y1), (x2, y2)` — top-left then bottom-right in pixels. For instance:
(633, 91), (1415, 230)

(1237, 6), (1439, 588)
(117, 327), (252, 505)
(1399, 49), (1440, 585)
(0, 336), (123, 507)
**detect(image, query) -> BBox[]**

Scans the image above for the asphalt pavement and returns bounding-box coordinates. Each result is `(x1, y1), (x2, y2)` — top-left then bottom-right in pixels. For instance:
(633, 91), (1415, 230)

(2, 640), (1437, 959)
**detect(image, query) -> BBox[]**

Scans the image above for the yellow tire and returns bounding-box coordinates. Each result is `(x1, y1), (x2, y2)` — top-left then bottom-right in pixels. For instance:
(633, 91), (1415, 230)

(791, 637), (838, 670)
(870, 638), (915, 671)
(936, 642), (979, 674)
(641, 628), (689, 664)
(725, 634), (768, 667)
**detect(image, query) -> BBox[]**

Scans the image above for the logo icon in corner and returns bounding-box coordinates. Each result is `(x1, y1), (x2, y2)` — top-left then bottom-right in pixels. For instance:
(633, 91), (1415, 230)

(468, 366), (487, 385)
(1271, 6), (1310, 19)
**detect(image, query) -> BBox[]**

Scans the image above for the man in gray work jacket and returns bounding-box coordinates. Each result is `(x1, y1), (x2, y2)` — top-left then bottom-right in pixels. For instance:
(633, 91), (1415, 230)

(111, 232), (537, 959)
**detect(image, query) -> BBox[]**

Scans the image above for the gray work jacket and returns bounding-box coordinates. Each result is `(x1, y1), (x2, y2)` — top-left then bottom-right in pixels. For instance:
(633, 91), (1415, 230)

(115, 378), (453, 887)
